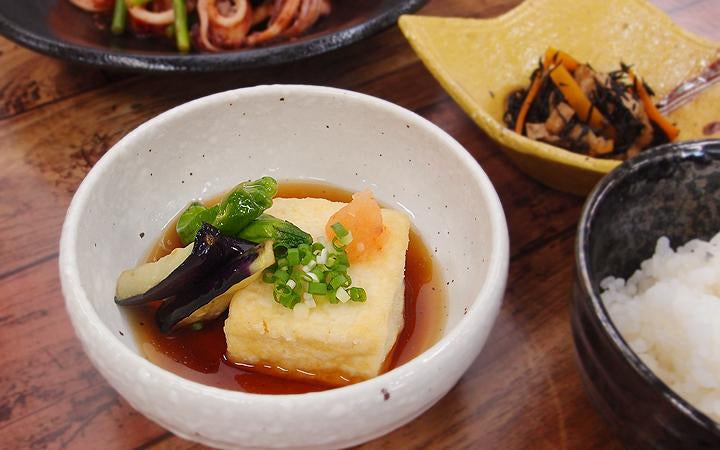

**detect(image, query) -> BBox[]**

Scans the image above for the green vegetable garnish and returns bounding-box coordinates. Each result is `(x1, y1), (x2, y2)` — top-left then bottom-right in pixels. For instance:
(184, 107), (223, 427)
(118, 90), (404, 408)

(348, 287), (367, 302)
(263, 237), (367, 309)
(111, 0), (127, 35)
(274, 284), (301, 309)
(237, 214), (312, 250)
(176, 177), (278, 245)
(172, 0), (190, 53)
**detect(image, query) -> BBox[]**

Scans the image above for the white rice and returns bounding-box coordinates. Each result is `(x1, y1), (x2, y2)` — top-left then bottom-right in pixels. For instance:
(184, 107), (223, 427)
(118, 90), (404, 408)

(601, 231), (720, 422)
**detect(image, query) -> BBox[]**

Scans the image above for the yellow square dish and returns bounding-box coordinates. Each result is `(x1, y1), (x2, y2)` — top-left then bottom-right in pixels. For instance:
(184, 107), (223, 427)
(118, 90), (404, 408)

(399, 0), (720, 194)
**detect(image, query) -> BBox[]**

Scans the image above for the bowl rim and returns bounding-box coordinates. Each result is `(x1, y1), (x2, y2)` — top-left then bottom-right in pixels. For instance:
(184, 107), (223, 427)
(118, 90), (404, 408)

(575, 138), (720, 432)
(0, 0), (427, 73)
(59, 84), (510, 404)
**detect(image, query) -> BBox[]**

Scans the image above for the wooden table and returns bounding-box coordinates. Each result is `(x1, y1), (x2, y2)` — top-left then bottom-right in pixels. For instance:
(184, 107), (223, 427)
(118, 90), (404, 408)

(1, 1), (716, 448)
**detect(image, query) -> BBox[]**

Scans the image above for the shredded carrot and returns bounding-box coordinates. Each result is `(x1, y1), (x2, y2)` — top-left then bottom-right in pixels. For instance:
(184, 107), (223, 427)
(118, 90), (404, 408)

(543, 47), (579, 72)
(514, 70), (544, 134)
(628, 70), (679, 141)
(549, 65), (608, 131)
(515, 47), (582, 135)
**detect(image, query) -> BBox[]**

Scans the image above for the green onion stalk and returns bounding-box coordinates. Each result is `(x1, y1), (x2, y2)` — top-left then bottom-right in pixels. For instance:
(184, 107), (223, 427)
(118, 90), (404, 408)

(173, 0), (190, 53)
(111, 0), (127, 35)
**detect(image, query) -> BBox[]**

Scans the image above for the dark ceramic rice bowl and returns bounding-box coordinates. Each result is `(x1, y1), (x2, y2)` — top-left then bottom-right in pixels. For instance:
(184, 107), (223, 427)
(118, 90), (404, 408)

(572, 139), (720, 448)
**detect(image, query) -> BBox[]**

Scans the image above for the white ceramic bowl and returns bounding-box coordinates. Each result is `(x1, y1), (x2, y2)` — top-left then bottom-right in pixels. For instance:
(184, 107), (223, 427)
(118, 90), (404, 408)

(59, 85), (509, 449)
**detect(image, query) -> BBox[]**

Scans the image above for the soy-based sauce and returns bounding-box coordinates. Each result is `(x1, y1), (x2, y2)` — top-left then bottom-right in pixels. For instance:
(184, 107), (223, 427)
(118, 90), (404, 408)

(126, 182), (447, 394)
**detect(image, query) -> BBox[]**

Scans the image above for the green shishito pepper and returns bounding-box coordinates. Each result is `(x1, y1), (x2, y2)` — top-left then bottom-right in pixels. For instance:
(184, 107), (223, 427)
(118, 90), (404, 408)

(177, 177), (278, 245)
(237, 214), (312, 249)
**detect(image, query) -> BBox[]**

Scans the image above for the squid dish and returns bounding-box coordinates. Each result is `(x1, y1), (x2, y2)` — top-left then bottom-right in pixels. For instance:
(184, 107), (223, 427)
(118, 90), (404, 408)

(68, 0), (332, 52)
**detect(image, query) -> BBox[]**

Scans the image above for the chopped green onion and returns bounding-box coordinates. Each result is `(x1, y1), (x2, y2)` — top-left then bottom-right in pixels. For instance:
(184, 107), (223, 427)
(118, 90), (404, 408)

(261, 238), (367, 310)
(111, 0), (127, 35)
(310, 264), (326, 280)
(340, 233), (353, 246)
(273, 284), (300, 308)
(306, 271), (320, 283)
(172, 0), (190, 53)
(336, 251), (349, 266)
(336, 288), (351, 303)
(331, 222), (353, 246)
(273, 245), (288, 258)
(316, 247), (329, 265)
(331, 222), (349, 238)
(302, 260), (317, 273)
(272, 269), (290, 283)
(262, 267), (274, 283)
(287, 248), (300, 266)
(191, 322), (204, 331)
(332, 237), (345, 250)
(348, 287), (367, 302)
(307, 282), (328, 295)
(300, 253), (313, 265)
(292, 269), (312, 283)
(325, 253), (337, 267)
(330, 274), (350, 290)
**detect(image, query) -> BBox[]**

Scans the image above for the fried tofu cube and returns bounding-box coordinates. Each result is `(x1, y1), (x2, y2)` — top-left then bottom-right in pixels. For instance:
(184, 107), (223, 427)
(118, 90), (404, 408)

(224, 197), (409, 383)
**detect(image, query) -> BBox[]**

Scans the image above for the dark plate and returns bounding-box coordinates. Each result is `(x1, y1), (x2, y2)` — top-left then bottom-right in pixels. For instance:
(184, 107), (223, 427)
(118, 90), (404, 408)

(0, 0), (426, 72)
(573, 139), (720, 448)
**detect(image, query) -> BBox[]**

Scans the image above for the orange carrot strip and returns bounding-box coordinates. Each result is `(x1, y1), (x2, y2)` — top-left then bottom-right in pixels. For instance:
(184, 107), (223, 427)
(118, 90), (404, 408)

(629, 70), (679, 141)
(549, 65), (608, 131)
(543, 47), (580, 71)
(514, 70), (544, 134)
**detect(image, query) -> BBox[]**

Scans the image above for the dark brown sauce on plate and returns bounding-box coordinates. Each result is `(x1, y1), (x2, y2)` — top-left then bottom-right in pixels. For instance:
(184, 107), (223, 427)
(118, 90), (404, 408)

(126, 182), (447, 394)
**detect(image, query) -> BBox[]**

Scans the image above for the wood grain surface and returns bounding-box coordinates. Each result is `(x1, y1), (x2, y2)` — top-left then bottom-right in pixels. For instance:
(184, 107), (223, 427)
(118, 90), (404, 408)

(1, 0), (717, 448)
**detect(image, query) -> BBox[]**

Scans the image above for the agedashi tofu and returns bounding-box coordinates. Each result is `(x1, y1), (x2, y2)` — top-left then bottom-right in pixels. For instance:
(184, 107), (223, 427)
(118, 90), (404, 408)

(224, 198), (410, 384)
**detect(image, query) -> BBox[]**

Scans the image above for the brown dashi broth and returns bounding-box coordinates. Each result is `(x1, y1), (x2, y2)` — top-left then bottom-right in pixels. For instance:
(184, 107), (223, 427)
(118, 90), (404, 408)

(126, 182), (447, 394)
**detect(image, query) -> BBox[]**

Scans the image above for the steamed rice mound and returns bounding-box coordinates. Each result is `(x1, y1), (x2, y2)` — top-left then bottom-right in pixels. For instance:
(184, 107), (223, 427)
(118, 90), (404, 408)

(601, 231), (720, 422)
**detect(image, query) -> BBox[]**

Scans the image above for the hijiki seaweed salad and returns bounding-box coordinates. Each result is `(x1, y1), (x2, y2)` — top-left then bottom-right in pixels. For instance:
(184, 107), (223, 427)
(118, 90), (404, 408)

(505, 48), (680, 159)
(114, 176), (417, 385)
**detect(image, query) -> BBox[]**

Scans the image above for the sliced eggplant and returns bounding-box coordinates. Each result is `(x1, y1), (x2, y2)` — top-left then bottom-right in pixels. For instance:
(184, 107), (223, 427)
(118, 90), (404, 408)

(156, 240), (275, 333)
(115, 223), (256, 305)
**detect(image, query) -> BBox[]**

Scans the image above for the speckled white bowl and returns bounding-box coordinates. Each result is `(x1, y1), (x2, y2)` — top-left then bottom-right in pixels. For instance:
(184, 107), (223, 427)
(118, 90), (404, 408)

(59, 85), (509, 449)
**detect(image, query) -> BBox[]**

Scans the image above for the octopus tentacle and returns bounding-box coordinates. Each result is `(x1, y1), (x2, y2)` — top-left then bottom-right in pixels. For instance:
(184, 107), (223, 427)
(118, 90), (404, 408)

(245, 0), (301, 46)
(69, 0), (114, 12)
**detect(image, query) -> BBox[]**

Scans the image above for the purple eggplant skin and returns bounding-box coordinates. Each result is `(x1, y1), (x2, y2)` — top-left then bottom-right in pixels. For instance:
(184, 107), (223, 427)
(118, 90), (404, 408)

(115, 223), (256, 306)
(155, 243), (264, 333)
